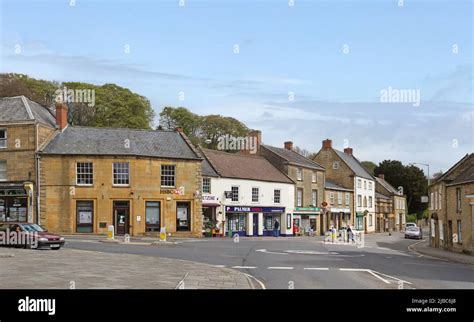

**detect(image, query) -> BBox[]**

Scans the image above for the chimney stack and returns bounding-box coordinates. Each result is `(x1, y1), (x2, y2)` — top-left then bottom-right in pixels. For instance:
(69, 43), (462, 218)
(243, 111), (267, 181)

(55, 103), (68, 131)
(344, 147), (353, 155)
(284, 141), (293, 150)
(322, 139), (332, 149)
(378, 174), (385, 180)
(240, 130), (262, 155)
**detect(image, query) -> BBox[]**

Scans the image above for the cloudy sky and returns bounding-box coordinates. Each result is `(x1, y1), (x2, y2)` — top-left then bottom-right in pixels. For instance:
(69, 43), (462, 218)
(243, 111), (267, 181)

(1, 0), (472, 174)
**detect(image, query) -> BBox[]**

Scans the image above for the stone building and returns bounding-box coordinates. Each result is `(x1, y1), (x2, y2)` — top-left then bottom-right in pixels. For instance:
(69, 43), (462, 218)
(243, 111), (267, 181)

(313, 139), (376, 232)
(429, 153), (473, 254)
(0, 96), (56, 224)
(260, 142), (325, 235)
(375, 174), (407, 232)
(38, 104), (204, 237)
(324, 180), (354, 231)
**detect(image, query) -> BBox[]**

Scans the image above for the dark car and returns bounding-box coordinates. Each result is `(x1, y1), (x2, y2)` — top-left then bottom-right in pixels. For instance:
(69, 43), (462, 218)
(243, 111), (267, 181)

(0, 222), (65, 250)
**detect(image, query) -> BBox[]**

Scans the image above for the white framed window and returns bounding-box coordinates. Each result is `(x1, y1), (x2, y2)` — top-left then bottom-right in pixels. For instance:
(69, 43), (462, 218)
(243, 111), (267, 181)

(434, 191), (438, 210)
(438, 190), (442, 210)
(113, 162), (129, 186)
(312, 190), (318, 207)
(337, 192), (342, 205)
(274, 189), (281, 204)
(0, 129), (6, 149)
(231, 186), (239, 202)
(363, 196), (367, 207)
(345, 193), (350, 206)
(333, 161), (339, 170)
(368, 182), (372, 190)
(297, 188), (303, 207)
(357, 195), (362, 207)
(161, 165), (175, 187)
(369, 214), (373, 226)
(364, 181), (367, 189)
(76, 162), (93, 185)
(202, 178), (211, 193)
(330, 192), (335, 205)
(296, 168), (303, 181)
(312, 172), (317, 183)
(357, 179), (361, 188)
(430, 192), (434, 210)
(252, 187), (259, 203)
(369, 196), (373, 208)
(0, 160), (6, 181)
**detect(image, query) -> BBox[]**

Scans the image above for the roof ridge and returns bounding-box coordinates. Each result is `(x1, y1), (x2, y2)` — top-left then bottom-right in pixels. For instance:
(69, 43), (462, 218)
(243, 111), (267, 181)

(262, 144), (325, 170)
(20, 96), (34, 120)
(431, 153), (472, 185)
(68, 125), (173, 133)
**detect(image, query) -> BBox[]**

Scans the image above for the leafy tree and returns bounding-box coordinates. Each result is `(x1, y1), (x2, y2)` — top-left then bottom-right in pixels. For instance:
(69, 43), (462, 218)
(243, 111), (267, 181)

(361, 161), (377, 175)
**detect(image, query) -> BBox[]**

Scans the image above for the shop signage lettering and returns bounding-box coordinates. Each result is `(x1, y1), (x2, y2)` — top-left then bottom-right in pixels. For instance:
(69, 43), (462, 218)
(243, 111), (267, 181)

(225, 206), (285, 213)
(295, 207), (321, 212)
(202, 195), (217, 201)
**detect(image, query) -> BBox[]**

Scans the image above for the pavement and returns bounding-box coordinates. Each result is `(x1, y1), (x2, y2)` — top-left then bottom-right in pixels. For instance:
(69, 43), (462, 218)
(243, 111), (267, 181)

(0, 247), (259, 289)
(409, 239), (474, 265)
(61, 232), (474, 289)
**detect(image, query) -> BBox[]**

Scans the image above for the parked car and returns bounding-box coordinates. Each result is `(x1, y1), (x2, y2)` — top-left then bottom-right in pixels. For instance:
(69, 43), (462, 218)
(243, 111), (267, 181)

(0, 222), (65, 250)
(404, 226), (423, 240)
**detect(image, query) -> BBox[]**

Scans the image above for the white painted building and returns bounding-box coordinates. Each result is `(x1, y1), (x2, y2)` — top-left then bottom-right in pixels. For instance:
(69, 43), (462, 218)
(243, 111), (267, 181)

(353, 175), (376, 232)
(201, 149), (295, 237)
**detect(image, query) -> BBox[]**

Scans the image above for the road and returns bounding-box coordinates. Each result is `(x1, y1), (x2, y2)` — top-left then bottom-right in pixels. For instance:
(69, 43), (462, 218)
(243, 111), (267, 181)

(64, 233), (474, 289)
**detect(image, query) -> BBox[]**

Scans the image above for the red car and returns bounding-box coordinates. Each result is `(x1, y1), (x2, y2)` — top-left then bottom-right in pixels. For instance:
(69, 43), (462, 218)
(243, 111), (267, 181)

(0, 222), (65, 250)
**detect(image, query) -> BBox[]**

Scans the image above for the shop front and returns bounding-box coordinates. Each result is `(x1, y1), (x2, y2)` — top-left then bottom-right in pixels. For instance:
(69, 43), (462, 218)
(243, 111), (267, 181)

(328, 207), (351, 230)
(0, 182), (33, 223)
(293, 207), (321, 236)
(355, 211), (366, 231)
(202, 194), (221, 237)
(224, 206), (286, 237)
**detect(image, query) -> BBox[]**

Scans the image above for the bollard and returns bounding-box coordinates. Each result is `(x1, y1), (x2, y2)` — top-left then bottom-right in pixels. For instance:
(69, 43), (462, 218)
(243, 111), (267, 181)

(107, 225), (114, 240)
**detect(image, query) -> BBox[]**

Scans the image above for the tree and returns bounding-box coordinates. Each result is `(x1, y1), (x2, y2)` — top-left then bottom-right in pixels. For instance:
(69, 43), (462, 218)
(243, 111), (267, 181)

(200, 114), (248, 149)
(361, 161), (377, 175)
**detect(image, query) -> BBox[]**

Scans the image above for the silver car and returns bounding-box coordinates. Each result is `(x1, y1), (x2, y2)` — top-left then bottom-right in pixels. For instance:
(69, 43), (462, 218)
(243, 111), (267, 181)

(405, 226), (423, 240)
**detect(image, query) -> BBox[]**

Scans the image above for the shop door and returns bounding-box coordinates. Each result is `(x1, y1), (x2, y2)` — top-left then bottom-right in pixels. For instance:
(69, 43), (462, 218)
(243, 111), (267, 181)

(253, 214), (258, 236)
(113, 201), (130, 235)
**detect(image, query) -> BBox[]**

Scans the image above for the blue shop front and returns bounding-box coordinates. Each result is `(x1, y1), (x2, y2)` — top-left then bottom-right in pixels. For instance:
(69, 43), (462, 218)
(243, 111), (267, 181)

(224, 206), (286, 237)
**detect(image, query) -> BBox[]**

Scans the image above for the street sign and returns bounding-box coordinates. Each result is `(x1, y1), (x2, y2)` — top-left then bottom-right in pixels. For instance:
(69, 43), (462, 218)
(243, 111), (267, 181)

(421, 196), (429, 203)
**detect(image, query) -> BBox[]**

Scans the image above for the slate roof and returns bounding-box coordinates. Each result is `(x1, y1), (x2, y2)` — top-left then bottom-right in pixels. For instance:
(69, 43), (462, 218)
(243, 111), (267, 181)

(41, 126), (202, 160)
(431, 153), (473, 185)
(334, 149), (374, 180)
(375, 177), (399, 195)
(261, 145), (325, 170)
(447, 156), (474, 186)
(0, 96), (56, 127)
(202, 149), (293, 184)
(375, 192), (391, 200)
(202, 158), (219, 177)
(325, 180), (353, 191)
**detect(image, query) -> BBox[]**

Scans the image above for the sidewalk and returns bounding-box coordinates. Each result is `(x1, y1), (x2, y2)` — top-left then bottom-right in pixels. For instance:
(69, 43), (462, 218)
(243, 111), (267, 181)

(409, 239), (474, 265)
(0, 247), (260, 289)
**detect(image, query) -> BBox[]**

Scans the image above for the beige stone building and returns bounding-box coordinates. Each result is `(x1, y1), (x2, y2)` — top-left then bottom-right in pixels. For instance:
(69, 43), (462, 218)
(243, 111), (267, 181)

(0, 96), (56, 224)
(38, 104), (204, 237)
(324, 180), (354, 231)
(375, 174), (407, 232)
(260, 141), (326, 235)
(428, 153), (473, 253)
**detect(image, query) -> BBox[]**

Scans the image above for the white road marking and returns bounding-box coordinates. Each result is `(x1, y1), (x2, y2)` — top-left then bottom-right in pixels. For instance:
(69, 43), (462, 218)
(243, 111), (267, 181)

(268, 266), (294, 270)
(213, 265), (226, 268)
(232, 266), (257, 269)
(256, 249), (288, 255)
(304, 267), (329, 271)
(338, 268), (412, 285)
(286, 250), (339, 255)
(367, 270), (391, 284)
(242, 272), (266, 290)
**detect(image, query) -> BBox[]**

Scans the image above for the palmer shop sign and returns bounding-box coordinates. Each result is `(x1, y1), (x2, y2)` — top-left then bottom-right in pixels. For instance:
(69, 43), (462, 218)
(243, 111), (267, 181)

(225, 206), (285, 213)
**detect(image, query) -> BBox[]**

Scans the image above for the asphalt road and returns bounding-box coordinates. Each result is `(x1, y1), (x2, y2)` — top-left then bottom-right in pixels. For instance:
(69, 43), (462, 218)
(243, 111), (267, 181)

(64, 233), (474, 289)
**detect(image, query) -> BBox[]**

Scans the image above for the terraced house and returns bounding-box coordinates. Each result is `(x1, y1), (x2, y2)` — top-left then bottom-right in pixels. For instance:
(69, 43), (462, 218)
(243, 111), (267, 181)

(38, 103), (204, 237)
(375, 174), (407, 232)
(313, 139), (376, 233)
(0, 96), (56, 224)
(260, 141), (326, 236)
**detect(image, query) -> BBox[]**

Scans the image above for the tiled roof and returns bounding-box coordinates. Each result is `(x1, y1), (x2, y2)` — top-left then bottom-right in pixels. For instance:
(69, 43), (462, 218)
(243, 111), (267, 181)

(261, 145), (325, 170)
(375, 177), (399, 195)
(334, 149), (374, 180)
(325, 180), (353, 191)
(202, 149), (293, 184)
(41, 126), (201, 160)
(0, 96), (56, 127)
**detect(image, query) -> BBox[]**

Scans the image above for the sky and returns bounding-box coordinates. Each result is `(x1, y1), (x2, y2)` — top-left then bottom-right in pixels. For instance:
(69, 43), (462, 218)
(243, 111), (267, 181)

(0, 0), (472, 175)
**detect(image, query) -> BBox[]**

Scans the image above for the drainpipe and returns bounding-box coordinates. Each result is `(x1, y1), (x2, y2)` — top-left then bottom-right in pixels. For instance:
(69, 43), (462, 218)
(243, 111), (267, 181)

(36, 154), (41, 226)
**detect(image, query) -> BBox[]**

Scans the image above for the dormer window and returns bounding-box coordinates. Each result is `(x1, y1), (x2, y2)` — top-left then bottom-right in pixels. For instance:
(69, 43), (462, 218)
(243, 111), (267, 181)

(0, 129), (6, 148)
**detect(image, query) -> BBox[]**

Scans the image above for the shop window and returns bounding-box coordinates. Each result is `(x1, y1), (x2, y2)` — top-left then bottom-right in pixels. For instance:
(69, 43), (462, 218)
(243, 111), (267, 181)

(76, 162), (93, 185)
(231, 186), (239, 202)
(76, 200), (93, 233)
(0, 161), (6, 181)
(202, 178), (211, 193)
(146, 201), (161, 232)
(176, 202), (190, 231)
(0, 129), (6, 148)
(227, 214), (246, 232)
(274, 189), (281, 204)
(113, 162), (130, 186)
(252, 187), (259, 202)
(161, 165), (176, 187)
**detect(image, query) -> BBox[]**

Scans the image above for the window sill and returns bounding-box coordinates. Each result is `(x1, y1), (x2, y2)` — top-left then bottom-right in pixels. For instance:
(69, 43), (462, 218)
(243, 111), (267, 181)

(76, 184), (93, 187)
(113, 185), (130, 188)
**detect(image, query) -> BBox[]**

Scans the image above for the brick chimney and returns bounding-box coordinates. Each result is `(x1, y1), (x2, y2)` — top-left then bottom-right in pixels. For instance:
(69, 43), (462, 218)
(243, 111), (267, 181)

(55, 103), (68, 130)
(284, 141), (293, 150)
(344, 147), (353, 155)
(322, 139), (332, 149)
(240, 130), (261, 155)
(378, 174), (385, 180)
